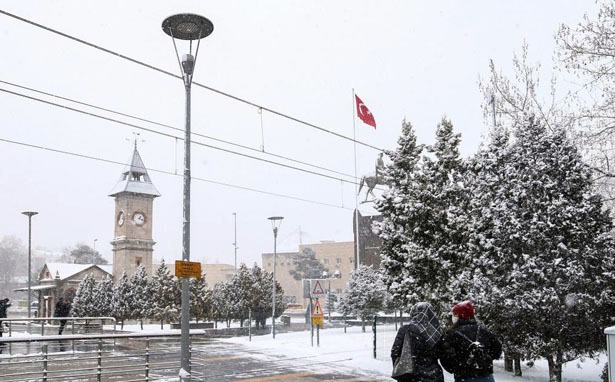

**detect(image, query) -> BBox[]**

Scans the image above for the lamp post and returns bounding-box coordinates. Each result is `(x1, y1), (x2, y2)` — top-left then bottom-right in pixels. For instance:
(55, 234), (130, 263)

(233, 212), (238, 273)
(22, 211), (38, 332)
(162, 13), (213, 381)
(268, 216), (284, 339)
(93, 238), (98, 251)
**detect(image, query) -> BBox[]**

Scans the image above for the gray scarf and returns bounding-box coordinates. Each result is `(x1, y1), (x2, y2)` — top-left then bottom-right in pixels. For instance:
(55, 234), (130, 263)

(409, 302), (443, 348)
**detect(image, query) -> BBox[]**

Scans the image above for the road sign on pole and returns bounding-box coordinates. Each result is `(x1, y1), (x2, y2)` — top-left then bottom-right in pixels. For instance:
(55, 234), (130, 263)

(311, 298), (324, 326)
(311, 280), (326, 296)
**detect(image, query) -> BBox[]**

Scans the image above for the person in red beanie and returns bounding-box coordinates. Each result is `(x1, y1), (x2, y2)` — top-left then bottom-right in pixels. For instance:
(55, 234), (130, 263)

(440, 301), (502, 382)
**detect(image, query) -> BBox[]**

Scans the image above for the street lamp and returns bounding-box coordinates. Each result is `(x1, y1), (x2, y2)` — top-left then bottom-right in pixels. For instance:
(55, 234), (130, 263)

(268, 216), (284, 339)
(162, 13), (213, 381)
(93, 238), (98, 251)
(22, 211), (38, 332)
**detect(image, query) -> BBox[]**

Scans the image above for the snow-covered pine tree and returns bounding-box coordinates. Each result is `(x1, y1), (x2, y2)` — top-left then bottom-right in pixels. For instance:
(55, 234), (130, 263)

(149, 260), (179, 328)
(92, 275), (114, 317)
(210, 282), (230, 328)
(250, 264), (271, 329)
(71, 273), (97, 317)
(376, 117), (469, 314)
(128, 266), (151, 330)
(470, 117), (615, 382)
(111, 270), (131, 330)
(338, 264), (387, 332)
(375, 120), (423, 309)
(190, 272), (210, 323)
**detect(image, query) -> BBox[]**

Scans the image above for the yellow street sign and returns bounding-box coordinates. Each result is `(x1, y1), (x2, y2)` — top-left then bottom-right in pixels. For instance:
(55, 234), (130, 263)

(311, 315), (324, 325)
(174, 260), (202, 278)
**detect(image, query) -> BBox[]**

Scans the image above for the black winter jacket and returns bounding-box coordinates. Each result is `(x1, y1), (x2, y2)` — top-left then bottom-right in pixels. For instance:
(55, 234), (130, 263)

(391, 323), (444, 382)
(440, 319), (502, 379)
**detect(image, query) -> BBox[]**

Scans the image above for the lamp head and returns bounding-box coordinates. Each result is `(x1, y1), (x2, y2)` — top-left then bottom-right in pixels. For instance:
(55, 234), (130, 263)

(162, 14), (213, 41)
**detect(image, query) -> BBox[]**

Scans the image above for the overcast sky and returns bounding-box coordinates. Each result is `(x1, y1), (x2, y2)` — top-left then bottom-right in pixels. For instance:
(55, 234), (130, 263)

(0, 1), (599, 268)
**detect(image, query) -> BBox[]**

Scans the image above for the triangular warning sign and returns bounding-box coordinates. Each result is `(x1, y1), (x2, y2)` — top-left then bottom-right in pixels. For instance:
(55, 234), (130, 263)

(313, 299), (323, 316)
(312, 280), (325, 295)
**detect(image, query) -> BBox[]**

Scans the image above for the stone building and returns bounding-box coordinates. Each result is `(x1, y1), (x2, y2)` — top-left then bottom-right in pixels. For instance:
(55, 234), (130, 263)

(109, 144), (160, 281)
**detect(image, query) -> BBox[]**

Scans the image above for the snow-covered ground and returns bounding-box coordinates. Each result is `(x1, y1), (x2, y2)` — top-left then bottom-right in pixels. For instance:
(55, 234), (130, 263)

(221, 321), (606, 382)
(4, 319), (607, 381)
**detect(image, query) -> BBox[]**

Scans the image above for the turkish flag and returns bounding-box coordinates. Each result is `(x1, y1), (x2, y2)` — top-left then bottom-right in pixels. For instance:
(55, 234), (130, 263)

(355, 94), (376, 128)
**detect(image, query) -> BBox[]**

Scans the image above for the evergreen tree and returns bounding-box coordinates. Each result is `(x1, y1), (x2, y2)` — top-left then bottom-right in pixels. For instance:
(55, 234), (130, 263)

(375, 120), (424, 309)
(190, 273), (210, 323)
(92, 275), (114, 317)
(338, 264), (387, 332)
(469, 117), (615, 382)
(210, 282), (231, 328)
(149, 260), (179, 328)
(376, 117), (469, 313)
(111, 270), (131, 330)
(71, 273), (97, 317)
(128, 266), (151, 330)
(289, 247), (328, 281)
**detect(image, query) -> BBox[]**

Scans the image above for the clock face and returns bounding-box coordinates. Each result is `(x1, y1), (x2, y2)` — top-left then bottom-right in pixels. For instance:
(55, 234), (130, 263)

(117, 211), (125, 226)
(133, 212), (146, 226)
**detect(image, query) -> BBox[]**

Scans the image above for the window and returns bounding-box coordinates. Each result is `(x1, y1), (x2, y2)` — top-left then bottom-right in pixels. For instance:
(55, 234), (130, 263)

(136, 257), (142, 266)
(349, 257), (354, 264)
(323, 259), (329, 265)
(336, 258), (342, 265)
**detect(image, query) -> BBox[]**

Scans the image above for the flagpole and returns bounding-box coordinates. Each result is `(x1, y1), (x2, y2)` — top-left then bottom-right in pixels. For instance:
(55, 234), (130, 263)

(352, 88), (360, 270)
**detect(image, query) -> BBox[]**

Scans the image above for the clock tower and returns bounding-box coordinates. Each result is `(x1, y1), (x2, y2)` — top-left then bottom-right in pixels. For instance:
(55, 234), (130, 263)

(109, 144), (160, 282)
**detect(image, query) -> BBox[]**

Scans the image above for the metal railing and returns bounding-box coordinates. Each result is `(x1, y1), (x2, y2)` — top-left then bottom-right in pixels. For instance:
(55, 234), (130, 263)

(1, 317), (116, 337)
(0, 332), (206, 381)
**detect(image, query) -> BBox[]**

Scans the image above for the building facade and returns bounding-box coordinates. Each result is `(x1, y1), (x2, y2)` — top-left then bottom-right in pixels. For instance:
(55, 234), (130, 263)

(262, 241), (355, 309)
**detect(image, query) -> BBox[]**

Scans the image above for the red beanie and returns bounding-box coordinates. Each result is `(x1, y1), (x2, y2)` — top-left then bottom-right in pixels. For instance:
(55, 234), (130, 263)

(452, 300), (475, 319)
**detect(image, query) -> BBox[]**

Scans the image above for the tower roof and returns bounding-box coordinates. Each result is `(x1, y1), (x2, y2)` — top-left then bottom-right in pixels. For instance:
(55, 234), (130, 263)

(109, 145), (161, 197)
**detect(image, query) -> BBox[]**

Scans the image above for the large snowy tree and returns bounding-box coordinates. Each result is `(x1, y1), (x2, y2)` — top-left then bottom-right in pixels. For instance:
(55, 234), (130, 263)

(467, 117), (615, 382)
(376, 117), (469, 314)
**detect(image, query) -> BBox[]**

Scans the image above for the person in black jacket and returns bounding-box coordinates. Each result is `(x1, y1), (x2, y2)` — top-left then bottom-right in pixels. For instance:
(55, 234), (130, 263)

(54, 297), (71, 335)
(440, 300), (502, 382)
(0, 298), (10, 338)
(391, 302), (444, 382)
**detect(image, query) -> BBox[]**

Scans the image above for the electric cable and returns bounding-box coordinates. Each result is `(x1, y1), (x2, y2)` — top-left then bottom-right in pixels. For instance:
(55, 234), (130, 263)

(0, 79), (357, 182)
(0, 137), (355, 210)
(0, 9), (384, 152)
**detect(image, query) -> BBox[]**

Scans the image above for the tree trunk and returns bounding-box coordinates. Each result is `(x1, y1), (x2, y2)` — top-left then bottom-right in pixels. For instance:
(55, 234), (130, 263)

(160, 319), (163, 330)
(361, 318), (366, 333)
(546, 352), (563, 382)
(504, 354), (513, 372)
(514, 356), (522, 377)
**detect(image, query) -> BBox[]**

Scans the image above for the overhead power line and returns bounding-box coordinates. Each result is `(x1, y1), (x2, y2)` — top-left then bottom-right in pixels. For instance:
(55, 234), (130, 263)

(0, 9), (384, 152)
(0, 79), (357, 182)
(0, 86), (359, 185)
(0, 137), (354, 210)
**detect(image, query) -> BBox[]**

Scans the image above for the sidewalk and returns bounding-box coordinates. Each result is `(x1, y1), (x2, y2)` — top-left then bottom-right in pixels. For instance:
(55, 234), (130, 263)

(222, 323), (606, 382)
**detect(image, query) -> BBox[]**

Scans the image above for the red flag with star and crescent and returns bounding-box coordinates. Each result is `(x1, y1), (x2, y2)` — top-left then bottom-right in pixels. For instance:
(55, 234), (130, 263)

(355, 94), (376, 129)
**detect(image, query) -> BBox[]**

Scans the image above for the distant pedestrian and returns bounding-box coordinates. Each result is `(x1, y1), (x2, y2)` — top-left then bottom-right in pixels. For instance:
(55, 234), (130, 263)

(440, 300), (502, 382)
(54, 297), (71, 335)
(391, 301), (445, 382)
(0, 298), (11, 338)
